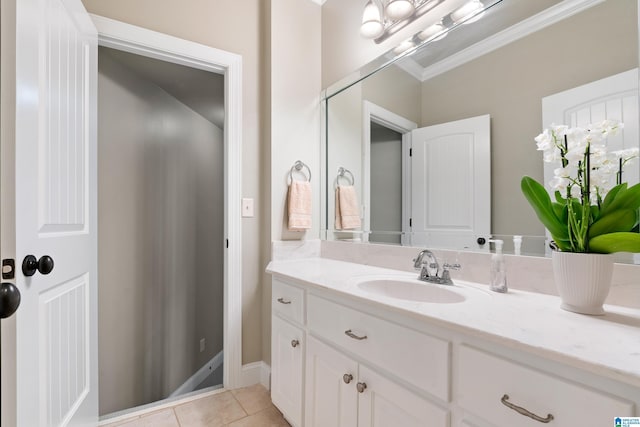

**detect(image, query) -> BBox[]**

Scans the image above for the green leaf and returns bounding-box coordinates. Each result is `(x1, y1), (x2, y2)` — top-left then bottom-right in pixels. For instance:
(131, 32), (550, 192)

(589, 232), (640, 253)
(601, 183), (627, 213)
(589, 209), (637, 239)
(602, 183), (640, 214)
(521, 176), (568, 239)
(554, 191), (565, 204)
(551, 202), (567, 223)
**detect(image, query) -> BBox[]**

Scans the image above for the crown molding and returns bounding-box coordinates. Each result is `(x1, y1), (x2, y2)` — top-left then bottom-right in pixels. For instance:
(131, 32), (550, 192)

(419, 0), (605, 81)
(309, 0), (327, 5)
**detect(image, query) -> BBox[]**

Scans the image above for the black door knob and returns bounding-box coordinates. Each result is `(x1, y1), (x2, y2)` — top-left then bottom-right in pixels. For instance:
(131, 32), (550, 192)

(22, 255), (55, 277)
(0, 282), (21, 318)
(477, 237), (487, 245)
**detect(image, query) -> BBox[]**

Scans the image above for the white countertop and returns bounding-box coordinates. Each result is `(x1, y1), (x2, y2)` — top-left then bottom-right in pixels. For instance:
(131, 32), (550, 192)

(267, 257), (640, 389)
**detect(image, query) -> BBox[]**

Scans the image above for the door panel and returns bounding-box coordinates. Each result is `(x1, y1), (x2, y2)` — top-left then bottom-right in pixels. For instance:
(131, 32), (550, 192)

(15, 0), (97, 425)
(542, 69), (639, 190)
(305, 336), (358, 427)
(411, 115), (491, 249)
(357, 365), (448, 427)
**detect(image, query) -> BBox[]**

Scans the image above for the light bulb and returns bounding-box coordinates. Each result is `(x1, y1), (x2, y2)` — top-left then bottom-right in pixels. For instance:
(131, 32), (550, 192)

(385, 0), (415, 21)
(393, 39), (415, 55)
(418, 22), (448, 42)
(451, 0), (485, 24)
(361, 0), (384, 38)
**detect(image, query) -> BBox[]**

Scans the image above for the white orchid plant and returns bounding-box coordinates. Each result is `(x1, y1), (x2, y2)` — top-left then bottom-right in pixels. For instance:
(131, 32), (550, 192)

(521, 119), (640, 253)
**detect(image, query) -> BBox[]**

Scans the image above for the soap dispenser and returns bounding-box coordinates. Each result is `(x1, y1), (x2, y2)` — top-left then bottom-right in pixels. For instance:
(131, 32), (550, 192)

(488, 239), (507, 293)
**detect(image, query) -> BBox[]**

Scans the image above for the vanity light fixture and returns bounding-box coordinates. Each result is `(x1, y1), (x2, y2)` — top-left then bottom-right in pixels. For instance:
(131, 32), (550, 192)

(393, 38), (416, 54)
(385, 0), (415, 20)
(417, 20), (448, 42)
(360, 0), (385, 38)
(360, 0), (444, 43)
(450, 0), (485, 24)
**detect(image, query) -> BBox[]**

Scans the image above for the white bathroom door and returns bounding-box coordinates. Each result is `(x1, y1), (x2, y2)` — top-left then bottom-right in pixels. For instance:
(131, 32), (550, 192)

(13, 0), (98, 425)
(410, 115), (491, 249)
(542, 68), (639, 189)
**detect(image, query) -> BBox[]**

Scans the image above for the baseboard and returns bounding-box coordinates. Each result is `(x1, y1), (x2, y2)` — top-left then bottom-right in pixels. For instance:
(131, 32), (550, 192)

(239, 361), (271, 390)
(169, 350), (224, 398)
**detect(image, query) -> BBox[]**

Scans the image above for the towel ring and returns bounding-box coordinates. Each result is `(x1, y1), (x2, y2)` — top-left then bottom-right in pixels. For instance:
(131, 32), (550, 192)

(337, 167), (354, 185)
(290, 160), (311, 183)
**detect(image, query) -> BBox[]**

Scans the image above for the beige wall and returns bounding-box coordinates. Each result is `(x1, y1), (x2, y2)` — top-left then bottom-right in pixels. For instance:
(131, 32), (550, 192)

(81, 0), (266, 365)
(266, 0), (322, 364)
(98, 48), (224, 414)
(322, 0), (469, 88)
(420, 0), (638, 236)
(0, 0), (18, 425)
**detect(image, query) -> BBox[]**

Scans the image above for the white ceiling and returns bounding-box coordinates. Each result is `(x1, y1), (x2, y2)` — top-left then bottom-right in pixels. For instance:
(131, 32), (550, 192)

(101, 46), (225, 129)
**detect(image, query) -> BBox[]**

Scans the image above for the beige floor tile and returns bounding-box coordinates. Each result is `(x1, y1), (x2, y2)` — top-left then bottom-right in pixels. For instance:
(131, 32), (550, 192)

(231, 384), (273, 415)
(226, 406), (291, 427)
(101, 416), (141, 427)
(105, 409), (178, 427)
(174, 391), (247, 427)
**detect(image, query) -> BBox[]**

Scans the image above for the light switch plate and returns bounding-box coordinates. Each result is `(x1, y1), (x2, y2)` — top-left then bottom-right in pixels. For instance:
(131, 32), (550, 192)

(242, 198), (254, 217)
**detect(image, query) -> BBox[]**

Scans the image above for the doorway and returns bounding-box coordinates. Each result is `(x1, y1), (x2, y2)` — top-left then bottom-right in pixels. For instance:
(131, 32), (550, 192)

(97, 46), (225, 416)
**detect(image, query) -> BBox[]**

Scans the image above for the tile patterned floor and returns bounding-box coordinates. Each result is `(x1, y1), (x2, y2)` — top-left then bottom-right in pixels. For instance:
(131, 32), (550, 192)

(103, 385), (291, 427)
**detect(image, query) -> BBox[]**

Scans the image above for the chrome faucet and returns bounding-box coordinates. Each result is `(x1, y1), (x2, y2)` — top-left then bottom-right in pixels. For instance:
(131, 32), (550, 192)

(413, 249), (461, 285)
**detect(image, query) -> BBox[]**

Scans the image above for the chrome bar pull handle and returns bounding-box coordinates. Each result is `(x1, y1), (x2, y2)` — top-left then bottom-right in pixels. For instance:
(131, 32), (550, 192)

(291, 339), (300, 348)
(344, 329), (367, 340)
(343, 374), (353, 384)
(356, 382), (367, 393)
(277, 297), (291, 305)
(501, 394), (554, 423)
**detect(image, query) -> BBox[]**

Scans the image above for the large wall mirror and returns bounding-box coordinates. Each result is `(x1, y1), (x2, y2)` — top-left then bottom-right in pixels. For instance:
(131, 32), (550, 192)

(323, 0), (639, 257)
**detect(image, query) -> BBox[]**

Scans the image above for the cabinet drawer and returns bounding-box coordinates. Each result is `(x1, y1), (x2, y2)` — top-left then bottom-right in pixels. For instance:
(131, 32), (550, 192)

(272, 279), (305, 325)
(456, 345), (634, 426)
(307, 294), (450, 401)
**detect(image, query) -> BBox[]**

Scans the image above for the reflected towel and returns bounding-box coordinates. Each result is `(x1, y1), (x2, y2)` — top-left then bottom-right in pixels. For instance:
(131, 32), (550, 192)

(288, 180), (312, 231)
(335, 185), (361, 230)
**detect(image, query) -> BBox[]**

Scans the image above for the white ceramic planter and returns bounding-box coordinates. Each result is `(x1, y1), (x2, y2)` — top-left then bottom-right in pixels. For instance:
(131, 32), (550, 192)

(551, 251), (614, 315)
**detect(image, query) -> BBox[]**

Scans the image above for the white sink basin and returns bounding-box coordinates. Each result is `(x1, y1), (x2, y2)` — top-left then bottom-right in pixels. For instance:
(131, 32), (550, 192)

(357, 278), (466, 303)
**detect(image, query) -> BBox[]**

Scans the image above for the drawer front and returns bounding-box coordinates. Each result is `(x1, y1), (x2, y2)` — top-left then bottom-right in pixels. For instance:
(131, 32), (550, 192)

(272, 279), (305, 325)
(456, 345), (634, 426)
(307, 294), (450, 401)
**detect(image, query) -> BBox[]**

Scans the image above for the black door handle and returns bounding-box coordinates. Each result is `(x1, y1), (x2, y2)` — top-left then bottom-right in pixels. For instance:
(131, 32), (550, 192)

(0, 282), (21, 318)
(22, 255), (54, 277)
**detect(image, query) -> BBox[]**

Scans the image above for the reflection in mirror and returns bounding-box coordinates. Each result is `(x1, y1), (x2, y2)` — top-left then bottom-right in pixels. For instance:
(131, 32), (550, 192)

(323, 0), (639, 259)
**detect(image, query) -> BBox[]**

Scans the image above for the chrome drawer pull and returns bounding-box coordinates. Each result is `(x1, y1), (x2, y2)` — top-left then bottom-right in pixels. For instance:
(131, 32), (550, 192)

(501, 394), (554, 423)
(343, 374), (353, 384)
(356, 382), (367, 393)
(344, 329), (367, 340)
(277, 297), (291, 305)
(291, 339), (300, 348)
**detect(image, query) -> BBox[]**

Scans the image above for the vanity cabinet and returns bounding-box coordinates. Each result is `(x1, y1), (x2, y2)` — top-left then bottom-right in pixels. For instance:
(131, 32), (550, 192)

(305, 335), (448, 427)
(271, 279), (305, 427)
(456, 345), (635, 426)
(269, 269), (639, 427)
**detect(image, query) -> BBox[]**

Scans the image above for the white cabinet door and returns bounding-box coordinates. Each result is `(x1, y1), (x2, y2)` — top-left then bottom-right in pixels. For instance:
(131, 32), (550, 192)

(271, 316), (304, 427)
(357, 364), (449, 427)
(305, 336), (358, 427)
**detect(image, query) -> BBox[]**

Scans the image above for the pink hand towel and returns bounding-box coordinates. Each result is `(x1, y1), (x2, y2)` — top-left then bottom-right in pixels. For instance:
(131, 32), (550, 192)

(335, 185), (361, 230)
(288, 180), (312, 231)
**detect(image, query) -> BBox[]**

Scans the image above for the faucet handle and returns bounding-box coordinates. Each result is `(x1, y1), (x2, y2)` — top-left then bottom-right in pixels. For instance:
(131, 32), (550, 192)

(442, 262), (461, 271)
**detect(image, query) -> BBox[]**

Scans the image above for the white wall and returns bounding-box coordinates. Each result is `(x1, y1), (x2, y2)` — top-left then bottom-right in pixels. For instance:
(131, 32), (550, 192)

(98, 49), (224, 414)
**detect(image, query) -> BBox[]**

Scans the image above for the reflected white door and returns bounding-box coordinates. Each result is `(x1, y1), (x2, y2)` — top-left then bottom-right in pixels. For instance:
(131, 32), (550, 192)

(15, 0), (98, 425)
(410, 115), (491, 249)
(542, 68), (639, 189)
